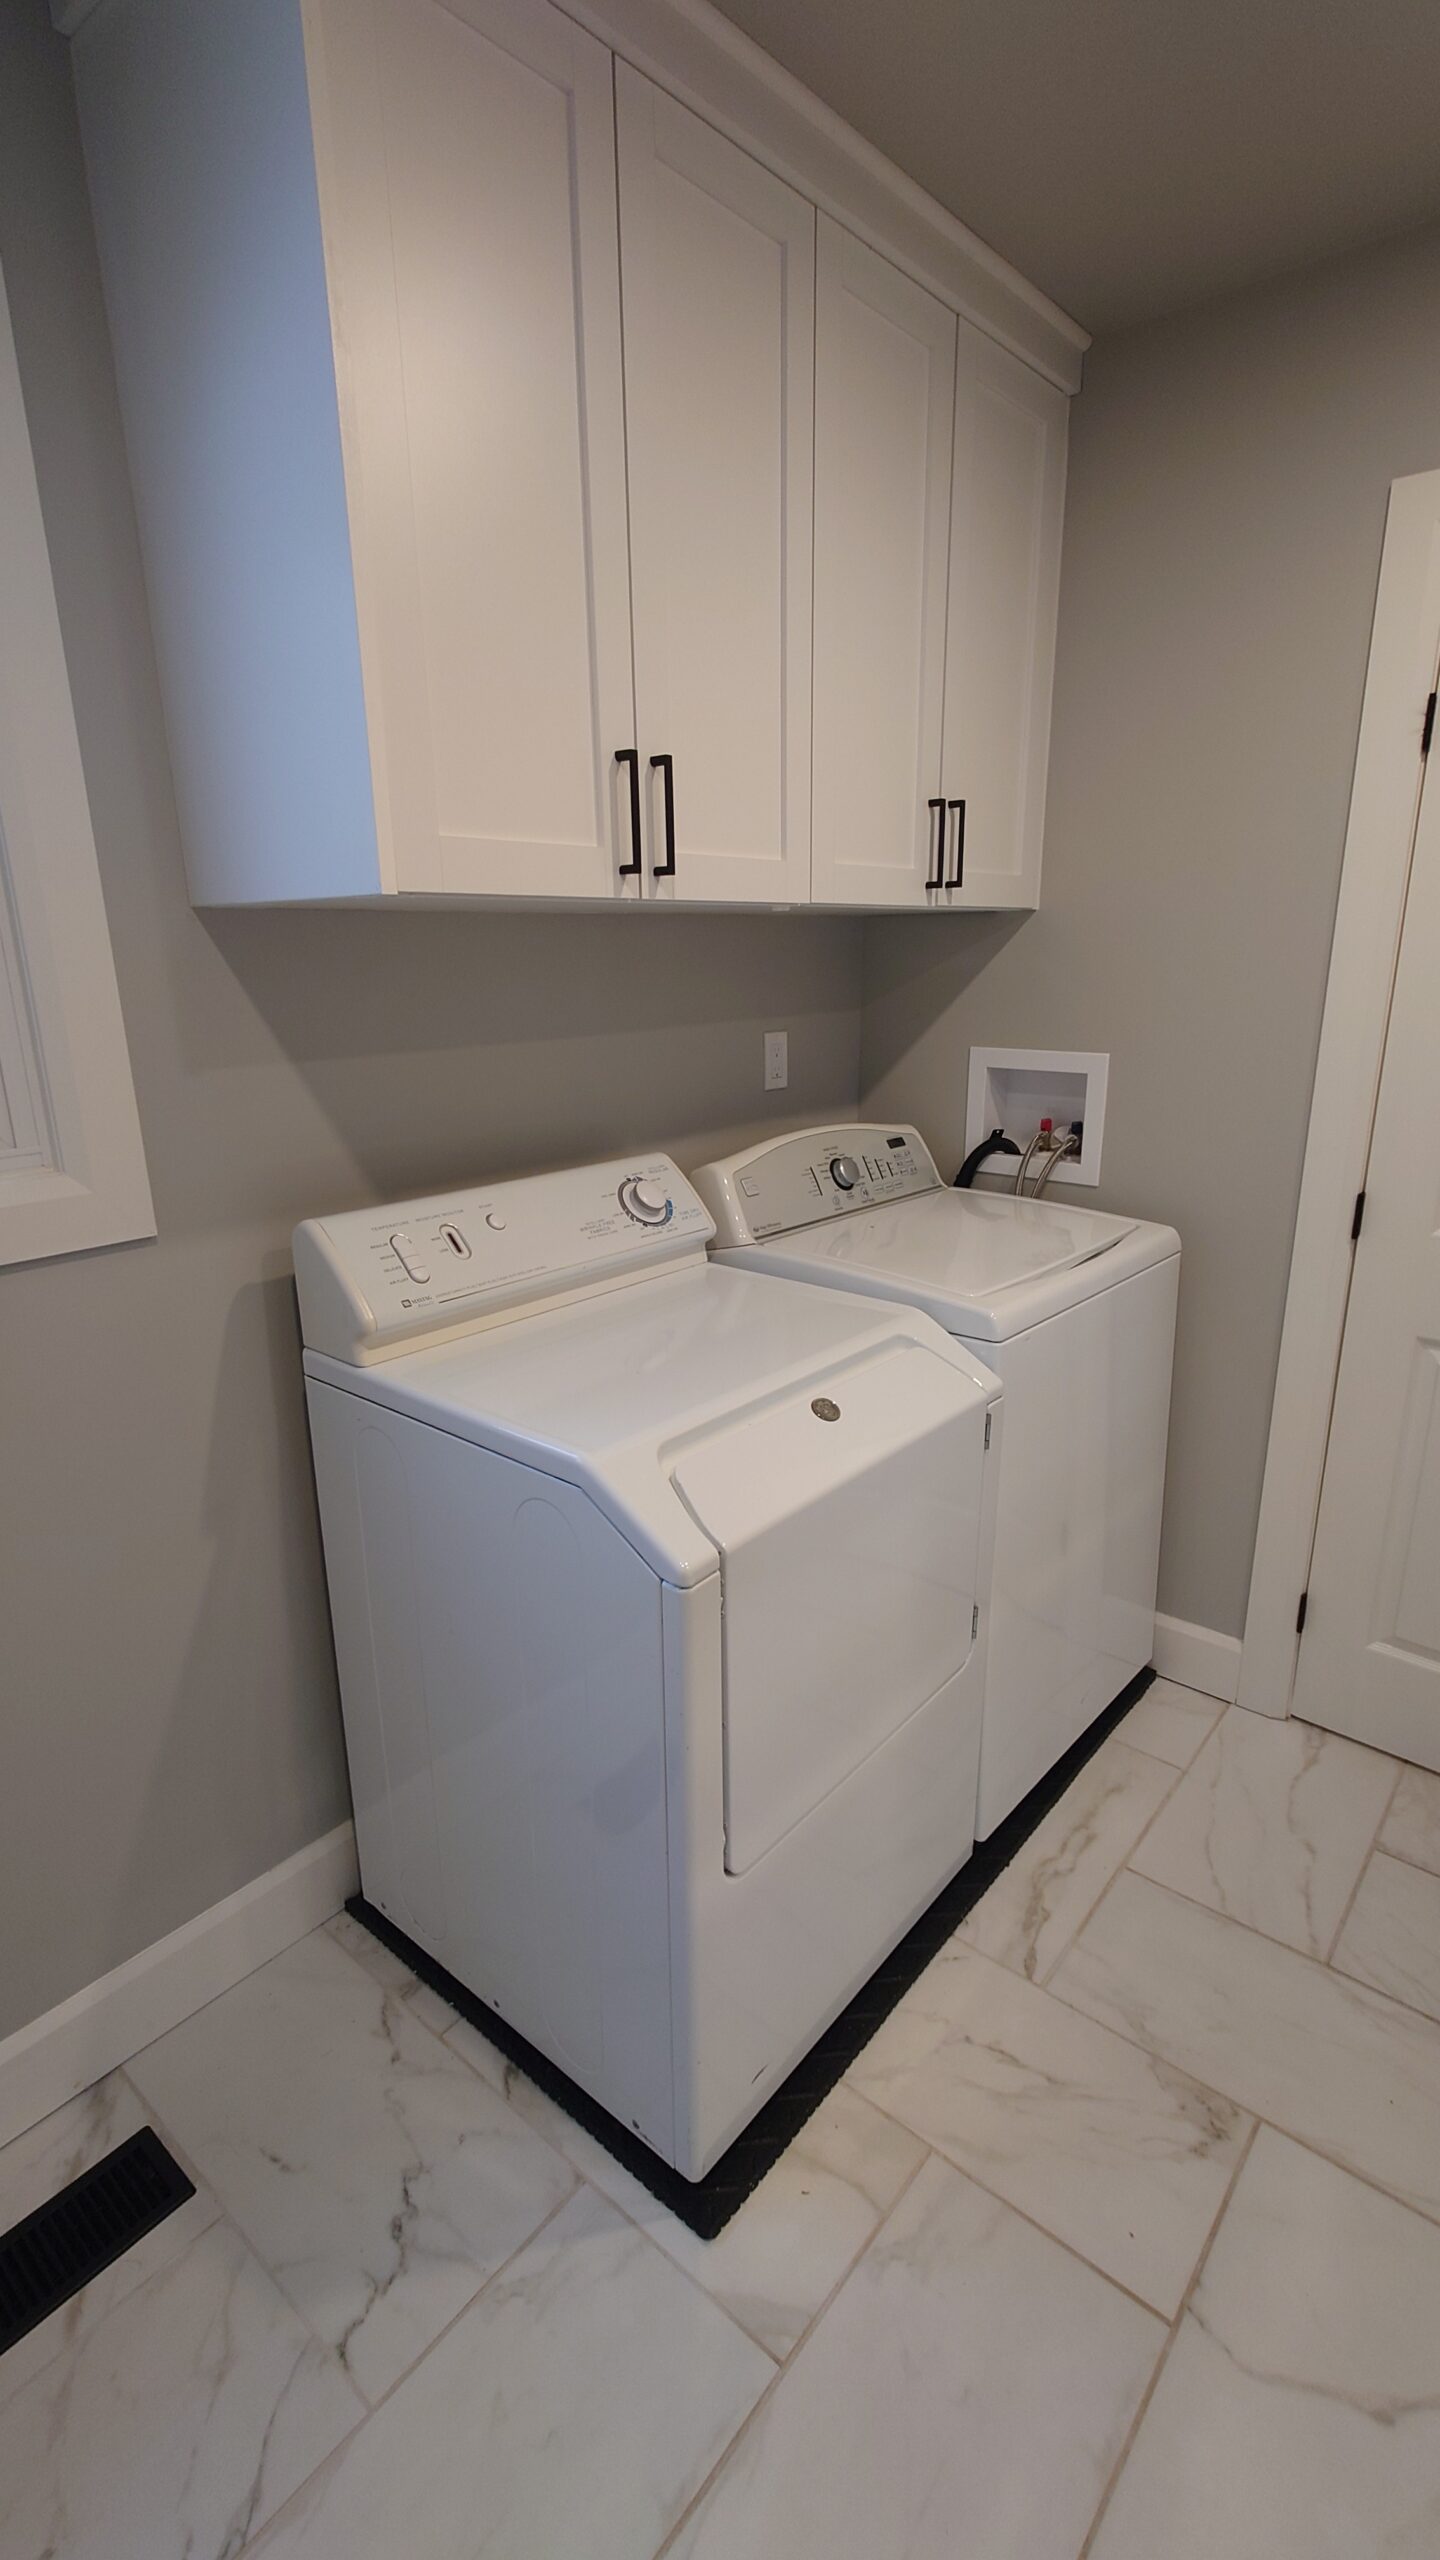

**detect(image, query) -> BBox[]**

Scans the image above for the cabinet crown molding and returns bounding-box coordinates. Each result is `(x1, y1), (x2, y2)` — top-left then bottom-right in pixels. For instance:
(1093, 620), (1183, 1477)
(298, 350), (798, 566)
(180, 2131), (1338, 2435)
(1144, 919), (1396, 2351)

(572, 0), (1087, 388)
(55, 0), (1088, 388)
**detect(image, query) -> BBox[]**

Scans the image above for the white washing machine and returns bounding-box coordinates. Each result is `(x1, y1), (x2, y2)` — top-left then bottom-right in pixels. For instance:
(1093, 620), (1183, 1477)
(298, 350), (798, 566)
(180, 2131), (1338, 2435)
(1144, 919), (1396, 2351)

(694, 1124), (1179, 1839)
(295, 1152), (1000, 2181)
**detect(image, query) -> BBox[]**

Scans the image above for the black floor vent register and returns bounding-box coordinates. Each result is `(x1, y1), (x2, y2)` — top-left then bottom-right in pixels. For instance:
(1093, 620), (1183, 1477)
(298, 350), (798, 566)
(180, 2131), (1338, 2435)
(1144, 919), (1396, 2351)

(0, 2126), (195, 2356)
(351, 1665), (1155, 2242)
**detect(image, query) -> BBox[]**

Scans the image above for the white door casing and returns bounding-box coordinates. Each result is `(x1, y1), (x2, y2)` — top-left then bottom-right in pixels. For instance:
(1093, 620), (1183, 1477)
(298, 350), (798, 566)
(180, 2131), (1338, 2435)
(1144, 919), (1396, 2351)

(310, 0), (638, 898)
(810, 218), (955, 909)
(617, 65), (814, 904)
(1242, 471), (1440, 1718)
(1293, 738), (1440, 1766)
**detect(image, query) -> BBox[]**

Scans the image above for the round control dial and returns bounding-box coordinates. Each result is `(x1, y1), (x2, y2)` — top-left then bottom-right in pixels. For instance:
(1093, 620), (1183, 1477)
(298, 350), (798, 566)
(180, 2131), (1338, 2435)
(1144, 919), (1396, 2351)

(618, 1175), (672, 1226)
(829, 1154), (861, 1191)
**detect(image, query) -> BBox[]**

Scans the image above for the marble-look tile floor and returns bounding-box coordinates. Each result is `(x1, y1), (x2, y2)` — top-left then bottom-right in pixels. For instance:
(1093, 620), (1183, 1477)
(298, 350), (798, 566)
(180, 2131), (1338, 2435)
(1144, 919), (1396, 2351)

(6, 1677), (1440, 2559)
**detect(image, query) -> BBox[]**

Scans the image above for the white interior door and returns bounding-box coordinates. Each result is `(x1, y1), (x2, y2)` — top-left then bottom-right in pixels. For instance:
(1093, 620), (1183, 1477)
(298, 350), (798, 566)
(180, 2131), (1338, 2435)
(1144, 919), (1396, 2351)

(1295, 742), (1440, 1766)
(940, 328), (1066, 910)
(617, 66), (813, 904)
(313, 0), (639, 898)
(810, 219), (956, 910)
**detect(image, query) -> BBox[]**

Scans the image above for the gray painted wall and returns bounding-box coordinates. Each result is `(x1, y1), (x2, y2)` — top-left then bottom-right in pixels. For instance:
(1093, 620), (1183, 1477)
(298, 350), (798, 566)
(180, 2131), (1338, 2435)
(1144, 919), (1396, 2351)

(0, 7), (863, 2041)
(862, 217), (1440, 1640)
(11, 0), (1440, 2043)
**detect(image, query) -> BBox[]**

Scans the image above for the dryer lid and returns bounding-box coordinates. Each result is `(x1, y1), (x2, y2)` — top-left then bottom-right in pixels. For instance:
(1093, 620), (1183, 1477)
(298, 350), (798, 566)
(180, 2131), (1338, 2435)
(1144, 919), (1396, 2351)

(303, 1259), (999, 1585)
(671, 1335), (988, 1875)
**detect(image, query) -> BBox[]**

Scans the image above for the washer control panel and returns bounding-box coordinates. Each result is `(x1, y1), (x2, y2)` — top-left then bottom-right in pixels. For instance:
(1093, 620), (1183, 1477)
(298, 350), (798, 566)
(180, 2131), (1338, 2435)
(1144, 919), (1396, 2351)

(692, 1125), (942, 1245)
(295, 1155), (711, 1364)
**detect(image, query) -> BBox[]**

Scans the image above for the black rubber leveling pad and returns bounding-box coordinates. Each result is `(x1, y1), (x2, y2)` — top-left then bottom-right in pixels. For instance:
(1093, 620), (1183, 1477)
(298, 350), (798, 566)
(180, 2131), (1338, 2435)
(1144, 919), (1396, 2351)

(0, 2127), (196, 2357)
(349, 1663), (1155, 2241)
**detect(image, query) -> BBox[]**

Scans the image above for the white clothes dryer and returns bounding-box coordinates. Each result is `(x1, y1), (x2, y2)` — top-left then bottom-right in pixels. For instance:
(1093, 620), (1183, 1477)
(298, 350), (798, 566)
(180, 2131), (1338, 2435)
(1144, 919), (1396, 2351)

(295, 1152), (1000, 2181)
(693, 1125), (1179, 1839)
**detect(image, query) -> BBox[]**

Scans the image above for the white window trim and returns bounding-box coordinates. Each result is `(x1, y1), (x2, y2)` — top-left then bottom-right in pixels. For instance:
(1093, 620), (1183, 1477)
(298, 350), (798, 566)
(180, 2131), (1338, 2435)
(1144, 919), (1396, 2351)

(0, 255), (153, 1269)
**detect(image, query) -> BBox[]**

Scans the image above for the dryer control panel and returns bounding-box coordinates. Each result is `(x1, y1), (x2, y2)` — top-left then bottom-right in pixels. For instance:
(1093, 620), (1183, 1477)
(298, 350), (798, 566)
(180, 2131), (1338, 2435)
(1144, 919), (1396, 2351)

(693, 1125), (942, 1246)
(295, 1155), (713, 1364)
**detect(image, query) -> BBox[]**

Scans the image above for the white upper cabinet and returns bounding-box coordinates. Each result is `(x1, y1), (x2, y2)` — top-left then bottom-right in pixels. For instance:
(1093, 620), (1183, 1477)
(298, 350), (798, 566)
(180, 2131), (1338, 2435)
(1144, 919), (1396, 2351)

(617, 70), (814, 904)
(76, 0), (639, 904)
(939, 328), (1068, 911)
(809, 222), (1065, 914)
(810, 220), (956, 910)
(69, 0), (1076, 912)
(311, 0), (639, 898)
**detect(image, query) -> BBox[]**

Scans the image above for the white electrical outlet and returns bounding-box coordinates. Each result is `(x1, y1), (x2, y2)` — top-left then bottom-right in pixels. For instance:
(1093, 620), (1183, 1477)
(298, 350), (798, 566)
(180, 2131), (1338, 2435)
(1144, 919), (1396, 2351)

(764, 1030), (788, 1091)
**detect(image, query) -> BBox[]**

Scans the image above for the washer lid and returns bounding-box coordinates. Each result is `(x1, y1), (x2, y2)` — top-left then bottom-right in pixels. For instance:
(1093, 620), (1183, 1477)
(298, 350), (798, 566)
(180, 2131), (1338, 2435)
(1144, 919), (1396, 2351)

(717, 1189), (1178, 1341)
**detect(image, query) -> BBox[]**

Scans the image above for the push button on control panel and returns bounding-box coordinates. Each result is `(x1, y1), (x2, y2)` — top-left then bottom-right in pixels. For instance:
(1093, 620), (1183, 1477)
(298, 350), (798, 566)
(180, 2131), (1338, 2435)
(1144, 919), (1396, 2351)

(389, 1230), (430, 1284)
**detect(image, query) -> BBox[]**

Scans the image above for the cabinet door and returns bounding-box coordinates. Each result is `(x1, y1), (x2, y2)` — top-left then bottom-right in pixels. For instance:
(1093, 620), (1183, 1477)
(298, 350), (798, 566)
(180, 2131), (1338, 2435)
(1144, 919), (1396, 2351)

(310, 0), (640, 897)
(810, 220), (956, 909)
(939, 328), (1067, 910)
(617, 68), (814, 905)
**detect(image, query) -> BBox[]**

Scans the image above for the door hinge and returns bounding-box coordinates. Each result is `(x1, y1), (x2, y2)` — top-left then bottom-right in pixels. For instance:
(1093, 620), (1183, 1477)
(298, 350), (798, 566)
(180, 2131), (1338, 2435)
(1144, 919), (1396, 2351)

(1296, 1590), (1309, 1636)
(972, 1602), (980, 1640)
(1423, 690), (1437, 757)
(984, 1411), (992, 1450)
(1351, 1189), (1366, 1242)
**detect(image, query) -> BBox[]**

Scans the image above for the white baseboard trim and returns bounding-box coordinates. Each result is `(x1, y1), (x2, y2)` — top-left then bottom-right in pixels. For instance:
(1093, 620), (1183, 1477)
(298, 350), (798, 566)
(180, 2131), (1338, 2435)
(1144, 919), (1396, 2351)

(0, 1821), (357, 2152)
(1152, 1613), (1243, 1704)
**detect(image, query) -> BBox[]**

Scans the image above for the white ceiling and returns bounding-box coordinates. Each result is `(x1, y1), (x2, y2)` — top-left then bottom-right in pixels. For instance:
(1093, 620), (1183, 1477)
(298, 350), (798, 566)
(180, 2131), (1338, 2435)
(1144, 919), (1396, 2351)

(708, 0), (1440, 331)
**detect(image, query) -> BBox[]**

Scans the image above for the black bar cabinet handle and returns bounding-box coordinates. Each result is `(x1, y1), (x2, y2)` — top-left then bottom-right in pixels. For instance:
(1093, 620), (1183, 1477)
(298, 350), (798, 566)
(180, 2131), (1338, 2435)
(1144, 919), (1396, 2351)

(650, 752), (676, 877)
(925, 797), (946, 892)
(615, 748), (642, 877)
(946, 797), (966, 890)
